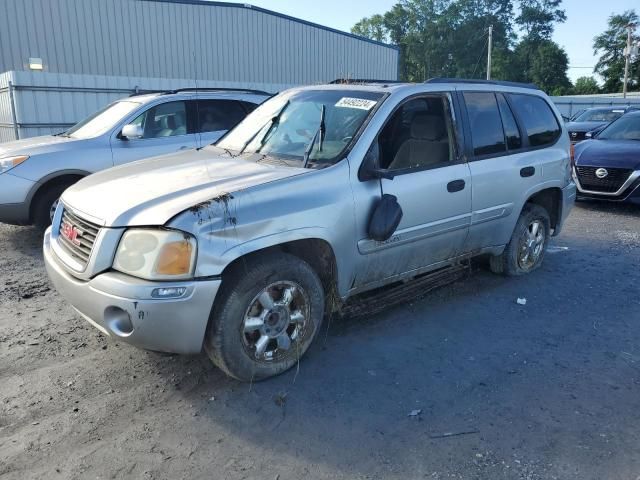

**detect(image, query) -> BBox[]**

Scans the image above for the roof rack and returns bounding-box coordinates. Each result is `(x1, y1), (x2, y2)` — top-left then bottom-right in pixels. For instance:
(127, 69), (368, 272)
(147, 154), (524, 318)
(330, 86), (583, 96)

(330, 78), (405, 86)
(425, 78), (539, 90)
(167, 87), (272, 96)
(129, 87), (273, 97)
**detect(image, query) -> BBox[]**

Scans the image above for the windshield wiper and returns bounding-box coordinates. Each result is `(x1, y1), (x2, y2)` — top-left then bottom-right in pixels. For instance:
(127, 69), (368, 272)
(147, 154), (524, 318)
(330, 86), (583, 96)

(302, 105), (326, 169)
(239, 100), (290, 155)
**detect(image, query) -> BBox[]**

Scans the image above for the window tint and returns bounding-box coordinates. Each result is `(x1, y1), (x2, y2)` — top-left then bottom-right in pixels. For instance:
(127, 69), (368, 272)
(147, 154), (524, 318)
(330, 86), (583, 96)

(509, 94), (561, 147)
(377, 96), (453, 170)
(463, 92), (505, 156)
(497, 94), (522, 150)
(240, 101), (260, 113)
(197, 100), (246, 133)
(131, 101), (189, 139)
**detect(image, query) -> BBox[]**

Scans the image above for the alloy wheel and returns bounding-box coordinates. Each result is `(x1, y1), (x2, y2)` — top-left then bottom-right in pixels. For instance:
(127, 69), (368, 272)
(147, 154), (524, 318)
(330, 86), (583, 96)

(517, 219), (545, 270)
(241, 281), (312, 363)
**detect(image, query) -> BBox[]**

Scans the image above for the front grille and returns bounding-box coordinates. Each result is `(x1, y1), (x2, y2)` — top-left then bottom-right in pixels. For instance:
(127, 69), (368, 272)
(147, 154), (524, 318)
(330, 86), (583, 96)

(576, 166), (632, 193)
(57, 208), (100, 267)
(570, 131), (586, 142)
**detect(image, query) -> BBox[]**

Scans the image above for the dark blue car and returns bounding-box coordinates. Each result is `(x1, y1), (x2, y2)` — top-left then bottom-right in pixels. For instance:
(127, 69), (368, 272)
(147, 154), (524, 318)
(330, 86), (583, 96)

(566, 106), (640, 143)
(573, 111), (640, 204)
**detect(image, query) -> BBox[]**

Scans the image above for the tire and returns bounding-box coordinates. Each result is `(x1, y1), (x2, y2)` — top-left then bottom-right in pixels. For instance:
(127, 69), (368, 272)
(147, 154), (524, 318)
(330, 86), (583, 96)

(204, 252), (325, 382)
(489, 204), (551, 276)
(32, 182), (74, 229)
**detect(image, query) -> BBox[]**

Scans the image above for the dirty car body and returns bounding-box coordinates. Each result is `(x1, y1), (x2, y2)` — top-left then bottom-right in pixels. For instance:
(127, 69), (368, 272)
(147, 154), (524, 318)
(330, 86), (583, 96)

(44, 80), (576, 381)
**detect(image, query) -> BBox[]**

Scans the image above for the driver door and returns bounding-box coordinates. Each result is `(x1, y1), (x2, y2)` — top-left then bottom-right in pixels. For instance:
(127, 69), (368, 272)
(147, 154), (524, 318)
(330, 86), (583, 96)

(354, 94), (472, 288)
(111, 100), (198, 166)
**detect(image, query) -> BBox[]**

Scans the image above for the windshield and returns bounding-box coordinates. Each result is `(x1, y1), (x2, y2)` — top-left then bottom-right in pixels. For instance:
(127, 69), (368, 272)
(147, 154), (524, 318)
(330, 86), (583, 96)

(64, 101), (141, 139)
(573, 109), (624, 123)
(597, 114), (640, 141)
(217, 89), (384, 166)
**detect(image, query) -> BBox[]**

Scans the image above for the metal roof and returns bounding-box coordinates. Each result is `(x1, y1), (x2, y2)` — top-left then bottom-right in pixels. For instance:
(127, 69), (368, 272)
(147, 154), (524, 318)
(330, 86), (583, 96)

(140, 0), (399, 50)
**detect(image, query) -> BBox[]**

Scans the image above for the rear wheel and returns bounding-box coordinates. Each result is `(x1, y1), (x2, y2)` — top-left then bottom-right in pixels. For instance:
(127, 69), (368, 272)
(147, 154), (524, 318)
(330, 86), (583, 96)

(205, 252), (325, 381)
(490, 204), (550, 276)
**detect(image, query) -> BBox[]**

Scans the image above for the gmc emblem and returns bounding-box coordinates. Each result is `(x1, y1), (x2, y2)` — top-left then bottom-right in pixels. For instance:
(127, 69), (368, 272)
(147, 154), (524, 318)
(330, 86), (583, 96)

(61, 221), (83, 246)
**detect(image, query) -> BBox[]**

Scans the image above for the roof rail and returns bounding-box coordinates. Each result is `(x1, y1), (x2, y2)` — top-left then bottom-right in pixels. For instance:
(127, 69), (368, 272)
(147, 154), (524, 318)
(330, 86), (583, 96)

(330, 78), (405, 86)
(130, 87), (273, 97)
(425, 78), (539, 90)
(168, 87), (272, 96)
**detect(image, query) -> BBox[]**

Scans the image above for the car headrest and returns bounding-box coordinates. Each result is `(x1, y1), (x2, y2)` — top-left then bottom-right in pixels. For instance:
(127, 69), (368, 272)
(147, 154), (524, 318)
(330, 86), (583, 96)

(411, 113), (446, 141)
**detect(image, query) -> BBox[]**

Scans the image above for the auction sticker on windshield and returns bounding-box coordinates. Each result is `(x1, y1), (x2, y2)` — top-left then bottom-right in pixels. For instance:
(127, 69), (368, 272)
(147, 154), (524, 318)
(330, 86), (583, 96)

(335, 98), (377, 110)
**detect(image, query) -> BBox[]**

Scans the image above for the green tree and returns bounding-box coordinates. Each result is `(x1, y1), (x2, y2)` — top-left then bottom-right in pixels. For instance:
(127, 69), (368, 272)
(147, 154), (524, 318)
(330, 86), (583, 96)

(349, 0), (570, 90)
(513, 38), (572, 93)
(572, 76), (600, 95)
(352, 14), (388, 43)
(516, 0), (566, 40)
(593, 10), (640, 94)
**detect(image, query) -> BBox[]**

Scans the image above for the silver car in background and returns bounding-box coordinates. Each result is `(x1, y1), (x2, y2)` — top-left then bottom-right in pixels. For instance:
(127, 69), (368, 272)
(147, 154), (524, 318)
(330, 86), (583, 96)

(44, 79), (576, 381)
(0, 88), (269, 227)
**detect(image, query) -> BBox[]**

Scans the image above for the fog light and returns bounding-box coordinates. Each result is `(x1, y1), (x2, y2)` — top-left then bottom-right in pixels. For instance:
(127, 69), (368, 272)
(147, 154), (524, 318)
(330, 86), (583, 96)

(151, 287), (187, 299)
(104, 306), (133, 337)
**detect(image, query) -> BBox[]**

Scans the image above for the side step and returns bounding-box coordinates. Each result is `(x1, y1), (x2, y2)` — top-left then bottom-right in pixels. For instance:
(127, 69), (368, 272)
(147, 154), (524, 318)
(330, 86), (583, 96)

(338, 262), (471, 319)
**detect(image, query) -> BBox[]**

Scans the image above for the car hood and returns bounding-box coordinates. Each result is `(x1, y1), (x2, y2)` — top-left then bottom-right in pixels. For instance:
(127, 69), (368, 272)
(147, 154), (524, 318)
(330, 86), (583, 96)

(61, 148), (308, 227)
(0, 135), (85, 157)
(565, 121), (608, 133)
(574, 139), (640, 170)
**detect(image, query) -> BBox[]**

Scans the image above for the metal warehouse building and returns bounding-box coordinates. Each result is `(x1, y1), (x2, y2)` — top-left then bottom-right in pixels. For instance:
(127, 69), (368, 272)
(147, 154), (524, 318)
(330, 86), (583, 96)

(0, 0), (399, 141)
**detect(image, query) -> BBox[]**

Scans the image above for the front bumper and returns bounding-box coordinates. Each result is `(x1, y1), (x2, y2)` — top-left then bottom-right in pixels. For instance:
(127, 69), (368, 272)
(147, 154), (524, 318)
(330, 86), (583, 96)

(44, 228), (221, 354)
(574, 169), (640, 204)
(0, 172), (36, 224)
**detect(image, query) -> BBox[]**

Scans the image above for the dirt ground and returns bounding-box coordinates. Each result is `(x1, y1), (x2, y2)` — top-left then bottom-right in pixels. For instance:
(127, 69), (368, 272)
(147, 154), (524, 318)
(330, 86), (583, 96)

(1, 201), (639, 480)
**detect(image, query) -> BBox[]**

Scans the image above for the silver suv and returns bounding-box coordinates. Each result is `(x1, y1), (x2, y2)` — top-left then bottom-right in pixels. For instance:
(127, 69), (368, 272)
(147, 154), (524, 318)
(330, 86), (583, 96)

(44, 79), (576, 381)
(0, 88), (269, 227)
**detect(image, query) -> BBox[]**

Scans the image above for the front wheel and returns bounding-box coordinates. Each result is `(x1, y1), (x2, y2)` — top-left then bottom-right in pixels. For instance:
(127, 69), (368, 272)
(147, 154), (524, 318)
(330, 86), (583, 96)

(489, 204), (550, 276)
(204, 252), (325, 381)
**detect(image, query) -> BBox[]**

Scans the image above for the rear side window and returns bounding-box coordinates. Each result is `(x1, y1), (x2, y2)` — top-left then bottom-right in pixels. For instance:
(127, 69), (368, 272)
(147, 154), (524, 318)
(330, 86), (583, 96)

(496, 94), (522, 150)
(508, 94), (561, 147)
(197, 100), (247, 133)
(463, 92), (505, 156)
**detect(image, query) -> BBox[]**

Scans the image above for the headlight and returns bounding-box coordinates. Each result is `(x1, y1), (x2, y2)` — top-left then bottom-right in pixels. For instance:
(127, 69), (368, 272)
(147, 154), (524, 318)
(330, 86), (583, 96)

(0, 155), (29, 174)
(113, 229), (197, 280)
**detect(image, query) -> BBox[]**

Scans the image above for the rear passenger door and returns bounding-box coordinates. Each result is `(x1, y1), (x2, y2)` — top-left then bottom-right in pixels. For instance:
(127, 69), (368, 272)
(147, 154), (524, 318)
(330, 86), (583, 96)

(461, 91), (562, 252)
(111, 100), (198, 166)
(196, 99), (249, 147)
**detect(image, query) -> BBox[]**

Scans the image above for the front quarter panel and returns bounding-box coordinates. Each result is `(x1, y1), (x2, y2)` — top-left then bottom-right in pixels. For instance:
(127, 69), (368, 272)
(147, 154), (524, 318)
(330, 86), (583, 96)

(167, 161), (356, 296)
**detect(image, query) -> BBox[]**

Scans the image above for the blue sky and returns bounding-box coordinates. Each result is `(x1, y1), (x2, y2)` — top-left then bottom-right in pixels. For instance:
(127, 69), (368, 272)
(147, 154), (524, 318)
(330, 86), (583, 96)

(225, 0), (638, 83)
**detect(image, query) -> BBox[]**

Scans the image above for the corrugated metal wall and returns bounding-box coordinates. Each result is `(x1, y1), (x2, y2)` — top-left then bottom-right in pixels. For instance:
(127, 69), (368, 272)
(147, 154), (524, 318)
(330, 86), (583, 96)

(0, 0), (398, 84)
(0, 70), (305, 142)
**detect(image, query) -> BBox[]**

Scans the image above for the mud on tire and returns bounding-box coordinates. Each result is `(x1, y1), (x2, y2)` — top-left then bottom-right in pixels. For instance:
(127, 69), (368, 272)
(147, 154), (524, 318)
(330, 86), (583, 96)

(490, 203), (551, 276)
(204, 252), (325, 382)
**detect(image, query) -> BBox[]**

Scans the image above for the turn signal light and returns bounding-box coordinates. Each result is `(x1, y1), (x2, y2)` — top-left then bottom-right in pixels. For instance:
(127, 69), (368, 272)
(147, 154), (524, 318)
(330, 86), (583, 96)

(155, 241), (193, 276)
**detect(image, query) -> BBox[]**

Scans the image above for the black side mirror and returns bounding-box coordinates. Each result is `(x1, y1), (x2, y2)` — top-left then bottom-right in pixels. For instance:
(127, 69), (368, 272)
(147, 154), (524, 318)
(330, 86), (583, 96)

(368, 194), (403, 242)
(359, 142), (395, 181)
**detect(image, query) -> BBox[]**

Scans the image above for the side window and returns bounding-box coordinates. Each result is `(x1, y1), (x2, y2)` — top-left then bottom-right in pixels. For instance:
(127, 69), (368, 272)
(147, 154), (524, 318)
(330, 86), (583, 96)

(377, 96), (454, 171)
(197, 100), (246, 133)
(240, 101), (260, 113)
(508, 94), (561, 147)
(130, 101), (188, 139)
(496, 93), (522, 150)
(463, 92), (505, 156)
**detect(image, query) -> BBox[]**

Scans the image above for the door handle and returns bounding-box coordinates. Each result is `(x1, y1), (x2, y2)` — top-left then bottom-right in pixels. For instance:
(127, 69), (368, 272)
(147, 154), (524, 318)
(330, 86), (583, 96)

(520, 166), (535, 177)
(447, 179), (466, 193)
(179, 145), (189, 150)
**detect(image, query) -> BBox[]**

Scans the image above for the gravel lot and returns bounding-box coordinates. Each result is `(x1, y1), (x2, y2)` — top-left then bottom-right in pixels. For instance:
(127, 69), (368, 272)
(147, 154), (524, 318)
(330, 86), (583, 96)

(1, 201), (639, 480)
